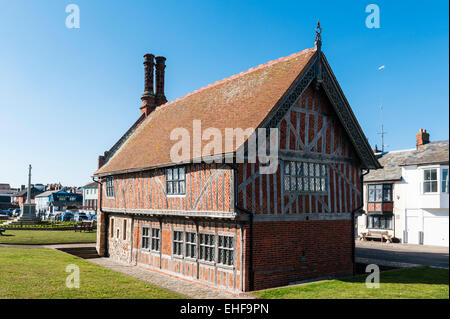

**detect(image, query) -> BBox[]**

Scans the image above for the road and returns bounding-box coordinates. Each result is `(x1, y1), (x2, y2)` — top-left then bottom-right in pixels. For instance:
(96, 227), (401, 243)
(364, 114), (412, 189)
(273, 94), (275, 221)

(355, 241), (449, 269)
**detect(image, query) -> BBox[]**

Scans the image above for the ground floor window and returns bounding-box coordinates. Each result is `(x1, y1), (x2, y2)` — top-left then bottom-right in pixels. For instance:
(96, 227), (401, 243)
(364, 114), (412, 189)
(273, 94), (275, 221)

(151, 228), (160, 252)
(185, 232), (197, 258)
(199, 233), (215, 262)
(367, 214), (392, 230)
(173, 231), (183, 256)
(142, 227), (150, 249)
(218, 235), (234, 266)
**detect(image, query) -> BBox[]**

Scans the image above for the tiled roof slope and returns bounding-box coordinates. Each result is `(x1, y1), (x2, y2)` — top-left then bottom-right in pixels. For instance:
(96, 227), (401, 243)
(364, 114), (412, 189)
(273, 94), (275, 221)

(95, 48), (317, 175)
(365, 140), (449, 182)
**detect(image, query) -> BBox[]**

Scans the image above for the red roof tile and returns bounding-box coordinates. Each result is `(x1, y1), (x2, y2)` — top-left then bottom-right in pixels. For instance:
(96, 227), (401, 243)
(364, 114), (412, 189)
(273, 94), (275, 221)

(95, 48), (317, 175)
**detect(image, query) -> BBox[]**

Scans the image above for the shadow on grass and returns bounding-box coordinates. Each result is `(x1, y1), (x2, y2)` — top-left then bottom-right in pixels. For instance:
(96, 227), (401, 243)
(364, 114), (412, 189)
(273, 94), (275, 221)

(342, 266), (449, 286)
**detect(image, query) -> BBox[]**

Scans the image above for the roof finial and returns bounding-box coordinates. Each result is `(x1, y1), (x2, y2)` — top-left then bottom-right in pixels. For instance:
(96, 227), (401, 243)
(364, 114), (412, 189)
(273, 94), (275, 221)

(315, 20), (322, 51)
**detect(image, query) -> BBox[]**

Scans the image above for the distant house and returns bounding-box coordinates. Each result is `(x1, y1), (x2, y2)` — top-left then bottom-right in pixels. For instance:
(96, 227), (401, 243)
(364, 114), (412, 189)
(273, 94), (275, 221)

(14, 187), (43, 207)
(0, 184), (18, 209)
(48, 190), (83, 212)
(358, 129), (449, 247)
(81, 182), (98, 214)
(35, 190), (58, 214)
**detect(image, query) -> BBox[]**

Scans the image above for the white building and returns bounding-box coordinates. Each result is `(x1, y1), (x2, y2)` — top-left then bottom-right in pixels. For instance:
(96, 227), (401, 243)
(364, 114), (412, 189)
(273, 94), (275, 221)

(357, 130), (449, 247)
(35, 190), (57, 214)
(81, 182), (98, 214)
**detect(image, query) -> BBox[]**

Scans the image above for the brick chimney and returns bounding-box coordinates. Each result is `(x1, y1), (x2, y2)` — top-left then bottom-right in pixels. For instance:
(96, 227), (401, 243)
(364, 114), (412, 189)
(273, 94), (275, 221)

(155, 56), (167, 106)
(140, 54), (157, 116)
(416, 129), (430, 148)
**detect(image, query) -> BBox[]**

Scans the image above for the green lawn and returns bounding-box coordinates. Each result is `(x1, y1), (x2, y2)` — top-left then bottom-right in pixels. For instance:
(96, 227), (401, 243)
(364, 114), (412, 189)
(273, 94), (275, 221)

(0, 230), (96, 245)
(254, 266), (449, 299)
(0, 248), (184, 298)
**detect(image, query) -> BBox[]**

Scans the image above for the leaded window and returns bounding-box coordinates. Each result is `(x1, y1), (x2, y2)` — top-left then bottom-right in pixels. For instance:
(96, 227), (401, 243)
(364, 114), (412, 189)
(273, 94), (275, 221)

(367, 215), (392, 230)
(142, 227), (150, 249)
(199, 233), (215, 262)
(166, 167), (186, 195)
(173, 231), (183, 256)
(106, 176), (114, 197)
(368, 184), (392, 203)
(218, 235), (234, 266)
(283, 161), (327, 193)
(185, 232), (197, 258)
(151, 228), (160, 252)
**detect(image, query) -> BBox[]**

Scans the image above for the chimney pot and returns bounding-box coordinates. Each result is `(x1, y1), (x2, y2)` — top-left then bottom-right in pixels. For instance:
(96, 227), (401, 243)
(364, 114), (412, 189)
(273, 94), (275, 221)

(416, 128), (430, 148)
(140, 53), (157, 116)
(155, 56), (167, 106)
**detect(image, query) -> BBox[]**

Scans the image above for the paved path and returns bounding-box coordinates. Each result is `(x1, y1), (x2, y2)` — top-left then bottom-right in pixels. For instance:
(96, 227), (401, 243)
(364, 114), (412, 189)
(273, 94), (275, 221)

(88, 257), (252, 299)
(356, 241), (449, 269)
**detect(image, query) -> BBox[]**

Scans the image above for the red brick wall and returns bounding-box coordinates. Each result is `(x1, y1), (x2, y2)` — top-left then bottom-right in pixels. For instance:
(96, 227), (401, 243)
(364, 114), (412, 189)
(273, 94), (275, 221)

(101, 163), (233, 214)
(251, 220), (353, 290)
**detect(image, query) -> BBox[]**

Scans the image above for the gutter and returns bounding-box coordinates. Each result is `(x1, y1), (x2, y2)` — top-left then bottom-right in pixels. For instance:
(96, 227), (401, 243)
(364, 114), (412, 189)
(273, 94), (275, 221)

(350, 168), (370, 274)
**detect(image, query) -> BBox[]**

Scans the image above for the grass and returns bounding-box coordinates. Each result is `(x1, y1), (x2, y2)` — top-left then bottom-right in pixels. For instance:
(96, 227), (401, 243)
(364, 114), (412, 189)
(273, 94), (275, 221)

(0, 248), (184, 298)
(254, 266), (449, 299)
(0, 230), (96, 245)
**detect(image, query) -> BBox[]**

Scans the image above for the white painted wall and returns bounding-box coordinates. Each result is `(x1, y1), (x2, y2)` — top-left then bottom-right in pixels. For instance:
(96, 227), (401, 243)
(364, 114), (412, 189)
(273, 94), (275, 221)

(358, 164), (449, 247)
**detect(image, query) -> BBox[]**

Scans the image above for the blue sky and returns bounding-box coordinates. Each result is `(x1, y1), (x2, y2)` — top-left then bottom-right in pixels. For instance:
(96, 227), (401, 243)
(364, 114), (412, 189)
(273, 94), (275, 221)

(0, 0), (448, 187)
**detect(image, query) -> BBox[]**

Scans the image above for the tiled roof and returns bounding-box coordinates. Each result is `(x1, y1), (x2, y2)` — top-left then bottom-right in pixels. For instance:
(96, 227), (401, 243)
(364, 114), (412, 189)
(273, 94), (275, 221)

(95, 48), (317, 175)
(82, 181), (98, 188)
(35, 190), (58, 198)
(365, 140), (449, 182)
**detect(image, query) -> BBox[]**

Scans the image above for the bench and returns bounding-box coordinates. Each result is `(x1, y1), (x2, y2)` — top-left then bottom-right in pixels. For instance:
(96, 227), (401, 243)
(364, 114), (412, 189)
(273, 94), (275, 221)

(360, 230), (393, 243)
(0, 228), (5, 236)
(74, 220), (95, 232)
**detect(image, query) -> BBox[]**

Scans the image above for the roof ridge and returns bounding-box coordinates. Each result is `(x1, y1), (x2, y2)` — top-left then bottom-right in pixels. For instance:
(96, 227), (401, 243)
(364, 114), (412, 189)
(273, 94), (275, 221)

(153, 47), (316, 112)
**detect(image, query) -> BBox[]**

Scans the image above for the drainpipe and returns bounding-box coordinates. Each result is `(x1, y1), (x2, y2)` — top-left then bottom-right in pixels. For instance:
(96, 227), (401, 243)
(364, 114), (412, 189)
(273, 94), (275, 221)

(228, 163), (254, 292)
(92, 176), (107, 256)
(351, 168), (370, 274)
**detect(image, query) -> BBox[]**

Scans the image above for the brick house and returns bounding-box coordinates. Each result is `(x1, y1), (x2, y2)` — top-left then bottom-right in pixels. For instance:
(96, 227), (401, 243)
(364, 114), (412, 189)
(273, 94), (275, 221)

(93, 31), (380, 292)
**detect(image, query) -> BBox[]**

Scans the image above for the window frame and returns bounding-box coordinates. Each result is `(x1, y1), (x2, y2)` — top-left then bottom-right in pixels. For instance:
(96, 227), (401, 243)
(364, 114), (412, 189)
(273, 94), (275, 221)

(141, 227), (150, 250)
(283, 161), (328, 194)
(172, 230), (184, 257)
(199, 233), (215, 263)
(218, 235), (234, 266)
(151, 228), (160, 252)
(441, 168), (448, 193)
(366, 214), (393, 230)
(185, 232), (197, 259)
(105, 176), (115, 198)
(166, 167), (186, 196)
(368, 184), (392, 203)
(423, 168), (438, 194)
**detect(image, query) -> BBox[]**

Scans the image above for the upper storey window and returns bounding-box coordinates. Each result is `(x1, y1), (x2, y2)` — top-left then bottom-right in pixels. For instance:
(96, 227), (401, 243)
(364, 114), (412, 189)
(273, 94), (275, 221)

(283, 161), (328, 193)
(166, 166), (186, 195)
(106, 176), (115, 198)
(423, 168), (438, 193)
(368, 184), (392, 203)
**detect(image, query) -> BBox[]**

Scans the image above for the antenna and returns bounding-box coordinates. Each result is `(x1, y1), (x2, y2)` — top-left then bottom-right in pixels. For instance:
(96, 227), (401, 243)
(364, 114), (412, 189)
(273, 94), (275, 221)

(377, 65), (387, 152)
(377, 103), (387, 152)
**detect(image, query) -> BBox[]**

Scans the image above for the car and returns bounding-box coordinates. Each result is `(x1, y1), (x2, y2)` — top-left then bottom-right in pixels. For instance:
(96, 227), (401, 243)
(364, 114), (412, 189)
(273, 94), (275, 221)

(61, 212), (74, 222)
(74, 212), (88, 221)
